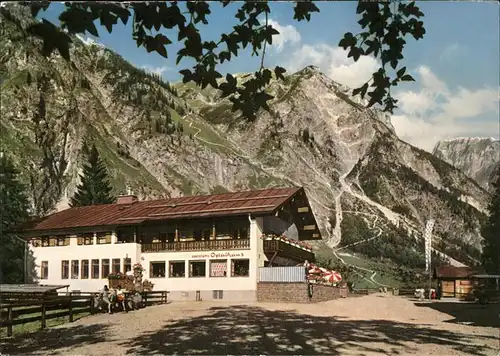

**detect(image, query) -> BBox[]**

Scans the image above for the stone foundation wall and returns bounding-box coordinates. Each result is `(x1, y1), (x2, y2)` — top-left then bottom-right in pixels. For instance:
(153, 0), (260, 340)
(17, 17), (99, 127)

(257, 282), (344, 303)
(310, 283), (342, 302)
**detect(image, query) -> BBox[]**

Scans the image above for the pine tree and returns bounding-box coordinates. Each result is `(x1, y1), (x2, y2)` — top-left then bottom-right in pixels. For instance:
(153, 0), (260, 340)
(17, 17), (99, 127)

(0, 154), (35, 283)
(481, 167), (500, 274)
(70, 144), (114, 207)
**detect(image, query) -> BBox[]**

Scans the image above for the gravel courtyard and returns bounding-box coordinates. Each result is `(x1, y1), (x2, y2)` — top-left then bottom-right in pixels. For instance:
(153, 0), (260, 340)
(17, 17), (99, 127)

(1, 294), (499, 355)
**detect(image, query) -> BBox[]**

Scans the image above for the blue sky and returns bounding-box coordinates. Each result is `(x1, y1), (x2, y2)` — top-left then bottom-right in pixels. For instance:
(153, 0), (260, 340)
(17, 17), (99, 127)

(40, 2), (499, 150)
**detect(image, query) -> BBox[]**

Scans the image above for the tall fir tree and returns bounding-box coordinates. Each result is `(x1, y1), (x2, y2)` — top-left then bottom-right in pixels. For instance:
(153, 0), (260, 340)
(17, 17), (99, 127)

(70, 144), (114, 207)
(0, 153), (35, 283)
(481, 167), (500, 274)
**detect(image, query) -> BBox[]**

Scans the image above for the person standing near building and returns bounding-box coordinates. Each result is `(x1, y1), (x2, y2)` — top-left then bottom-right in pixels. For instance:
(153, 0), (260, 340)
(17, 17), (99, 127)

(101, 285), (112, 314)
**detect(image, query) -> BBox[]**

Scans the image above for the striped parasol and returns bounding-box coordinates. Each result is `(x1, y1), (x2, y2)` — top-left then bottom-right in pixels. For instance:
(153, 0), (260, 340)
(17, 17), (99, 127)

(308, 264), (322, 275)
(323, 271), (342, 283)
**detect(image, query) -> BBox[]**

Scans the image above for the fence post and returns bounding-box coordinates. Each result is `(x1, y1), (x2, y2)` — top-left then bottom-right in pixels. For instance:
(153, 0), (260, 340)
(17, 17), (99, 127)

(7, 306), (13, 337)
(41, 301), (46, 330)
(68, 292), (73, 322)
(144, 292), (148, 307)
(90, 295), (94, 315)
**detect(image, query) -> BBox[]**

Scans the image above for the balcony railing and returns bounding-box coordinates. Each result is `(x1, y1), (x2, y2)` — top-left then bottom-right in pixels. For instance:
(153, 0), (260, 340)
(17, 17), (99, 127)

(141, 239), (251, 253)
(263, 240), (315, 263)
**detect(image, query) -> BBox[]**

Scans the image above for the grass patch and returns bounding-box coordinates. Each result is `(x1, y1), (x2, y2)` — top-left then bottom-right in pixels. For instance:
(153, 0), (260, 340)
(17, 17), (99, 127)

(86, 125), (165, 193)
(248, 173), (286, 189)
(211, 185), (229, 194)
(0, 310), (90, 337)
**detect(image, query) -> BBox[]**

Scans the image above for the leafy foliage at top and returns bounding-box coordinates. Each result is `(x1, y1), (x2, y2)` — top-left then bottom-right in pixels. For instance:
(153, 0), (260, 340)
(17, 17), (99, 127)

(481, 167), (500, 274)
(70, 143), (115, 207)
(19, 0), (425, 119)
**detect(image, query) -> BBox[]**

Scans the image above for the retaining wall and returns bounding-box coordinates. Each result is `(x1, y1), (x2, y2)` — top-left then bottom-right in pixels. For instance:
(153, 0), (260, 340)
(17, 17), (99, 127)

(257, 282), (345, 303)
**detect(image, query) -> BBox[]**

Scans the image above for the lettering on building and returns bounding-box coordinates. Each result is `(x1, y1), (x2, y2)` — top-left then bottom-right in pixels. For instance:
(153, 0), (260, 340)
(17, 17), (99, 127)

(191, 251), (245, 259)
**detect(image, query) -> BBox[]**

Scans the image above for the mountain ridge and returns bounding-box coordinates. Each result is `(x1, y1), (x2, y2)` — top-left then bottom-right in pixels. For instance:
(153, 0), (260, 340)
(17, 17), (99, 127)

(0, 5), (491, 286)
(433, 137), (499, 192)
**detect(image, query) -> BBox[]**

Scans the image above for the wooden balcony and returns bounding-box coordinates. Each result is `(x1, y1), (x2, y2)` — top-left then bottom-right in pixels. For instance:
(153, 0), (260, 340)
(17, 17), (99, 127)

(141, 239), (251, 253)
(263, 240), (315, 263)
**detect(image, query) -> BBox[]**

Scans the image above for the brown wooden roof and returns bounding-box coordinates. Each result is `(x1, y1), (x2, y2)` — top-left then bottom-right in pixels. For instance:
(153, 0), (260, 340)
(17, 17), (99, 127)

(434, 266), (484, 279)
(25, 187), (304, 233)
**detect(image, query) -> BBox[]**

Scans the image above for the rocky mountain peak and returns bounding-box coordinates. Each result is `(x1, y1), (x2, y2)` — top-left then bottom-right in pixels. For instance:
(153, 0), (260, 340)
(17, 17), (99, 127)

(433, 137), (499, 191)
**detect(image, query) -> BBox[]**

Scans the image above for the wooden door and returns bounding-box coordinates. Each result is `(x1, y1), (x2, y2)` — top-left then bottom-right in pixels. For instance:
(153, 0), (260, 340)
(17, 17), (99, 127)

(441, 280), (455, 297)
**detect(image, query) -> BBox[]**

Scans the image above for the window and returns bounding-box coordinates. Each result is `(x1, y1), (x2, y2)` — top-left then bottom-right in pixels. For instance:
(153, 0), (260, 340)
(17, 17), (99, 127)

(71, 260), (79, 279)
(77, 233), (94, 245)
(189, 261), (206, 277)
(124, 258), (132, 272)
(49, 237), (56, 247)
(41, 237), (49, 247)
(40, 261), (48, 279)
(30, 238), (41, 247)
(57, 236), (70, 246)
(210, 260), (227, 277)
(61, 260), (69, 279)
(112, 259), (121, 273)
(169, 261), (185, 278)
(81, 260), (89, 279)
(101, 259), (110, 278)
(212, 290), (224, 299)
(91, 259), (99, 279)
(150, 261), (166, 278)
(231, 259), (250, 277)
(97, 232), (112, 244)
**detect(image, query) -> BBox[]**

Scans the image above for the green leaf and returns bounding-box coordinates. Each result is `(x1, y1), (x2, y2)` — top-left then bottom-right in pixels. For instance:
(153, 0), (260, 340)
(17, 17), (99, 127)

(338, 32), (357, 49)
(293, 2), (320, 22)
(400, 74), (415, 82)
(352, 83), (369, 98)
(396, 67), (406, 78)
(274, 66), (286, 80)
(29, 2), (50, 17)
(28, 20), (72, 61)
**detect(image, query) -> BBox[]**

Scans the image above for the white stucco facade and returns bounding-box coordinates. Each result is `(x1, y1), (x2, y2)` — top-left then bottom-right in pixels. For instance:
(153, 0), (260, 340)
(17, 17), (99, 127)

(31, 217), (265, 301)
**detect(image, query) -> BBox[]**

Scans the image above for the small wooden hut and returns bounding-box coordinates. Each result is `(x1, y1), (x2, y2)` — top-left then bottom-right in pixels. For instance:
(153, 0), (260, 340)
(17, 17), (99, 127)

(433, 266), (484, 299)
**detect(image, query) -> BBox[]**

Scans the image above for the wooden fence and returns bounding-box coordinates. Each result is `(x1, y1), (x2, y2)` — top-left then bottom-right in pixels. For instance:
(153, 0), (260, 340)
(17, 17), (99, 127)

(0, 291), (169, 337)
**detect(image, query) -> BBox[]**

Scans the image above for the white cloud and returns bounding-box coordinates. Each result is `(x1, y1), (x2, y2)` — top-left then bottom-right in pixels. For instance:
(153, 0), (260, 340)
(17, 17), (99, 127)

(286, 44), (379, 89)
(267, 19), (301, 52)
(141, 65), (171, 76)
(392, 66), (499, 151)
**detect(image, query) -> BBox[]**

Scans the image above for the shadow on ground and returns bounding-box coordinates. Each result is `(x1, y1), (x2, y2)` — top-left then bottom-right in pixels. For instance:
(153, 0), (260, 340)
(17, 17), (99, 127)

(415, 301), (500, 328)
(123, 305), (497, 355)
(0, 324), (109, 355)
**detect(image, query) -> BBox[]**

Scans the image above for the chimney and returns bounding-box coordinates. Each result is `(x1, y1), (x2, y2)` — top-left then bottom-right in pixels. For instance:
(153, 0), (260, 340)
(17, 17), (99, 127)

(117, 185), (138, 204)
(116, 195), (138, 205)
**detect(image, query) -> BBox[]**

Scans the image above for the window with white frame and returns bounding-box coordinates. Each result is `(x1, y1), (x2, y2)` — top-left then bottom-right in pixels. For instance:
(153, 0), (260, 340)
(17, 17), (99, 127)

(71, 260), (79, 279)
(150, 261), (166, 278)
(169, 261), (185, 277)
(231, 259), (250, 277)
(61, 260), (69, 279)
(40, 261), (49, 279)
(189, 261), (206, 277)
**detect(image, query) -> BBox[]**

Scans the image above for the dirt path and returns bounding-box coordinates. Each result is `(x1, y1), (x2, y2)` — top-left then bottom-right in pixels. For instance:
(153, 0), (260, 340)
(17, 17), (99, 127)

(1, 294), (498, 355)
